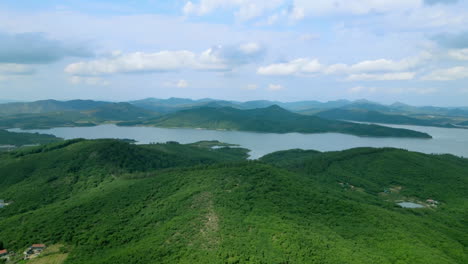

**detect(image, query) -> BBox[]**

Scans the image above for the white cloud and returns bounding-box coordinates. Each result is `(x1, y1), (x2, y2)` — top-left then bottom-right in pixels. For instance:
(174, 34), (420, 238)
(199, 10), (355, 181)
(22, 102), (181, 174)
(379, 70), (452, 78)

(177, 79), (189, 88)
(258, 53), (427, 81)
(292, 0), (422, 19)
(267, 84), (283, 91)
(326, 53), (430, 74)
(348, 86), (377, 93)
(239, 42), (261, 54)
(70, 76), (110, 86)
(244, 84), (258, 90)
(163, 79), (190, 88)
(421, 66), (468, 80)
(257, 58), (322, 75)
(348, 86), (437, 94)
(183, 0), (285, 20)
(66, 43), (262, 76)
(448, 49), (468, 60)
(347, 72), (416, 81)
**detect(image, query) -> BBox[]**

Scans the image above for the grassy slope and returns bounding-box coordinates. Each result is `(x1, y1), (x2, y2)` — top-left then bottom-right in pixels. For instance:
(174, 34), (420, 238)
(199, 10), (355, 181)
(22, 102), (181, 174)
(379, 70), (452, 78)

(0, 129), (62, 146)
(133, 106), (432, 138)
(0, 140), (466, 263)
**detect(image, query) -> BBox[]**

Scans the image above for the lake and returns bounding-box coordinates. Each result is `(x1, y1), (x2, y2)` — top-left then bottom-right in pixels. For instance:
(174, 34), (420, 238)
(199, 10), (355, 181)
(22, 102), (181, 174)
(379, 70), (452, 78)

(9, 124), (468, 159)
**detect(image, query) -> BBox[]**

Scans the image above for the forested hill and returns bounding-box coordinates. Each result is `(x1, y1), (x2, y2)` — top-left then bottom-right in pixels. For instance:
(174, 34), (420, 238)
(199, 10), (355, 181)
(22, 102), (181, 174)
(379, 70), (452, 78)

(0, 139), (466, 263)
(0, 129), (62, 146)
(130, 105), (432, 138)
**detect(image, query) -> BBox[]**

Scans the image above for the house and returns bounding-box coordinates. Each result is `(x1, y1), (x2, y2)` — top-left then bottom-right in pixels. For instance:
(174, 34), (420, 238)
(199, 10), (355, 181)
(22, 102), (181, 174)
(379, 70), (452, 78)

(31, 244), (46, 250)
(426, 199), (439, 205)
(0, 249), (8, 259)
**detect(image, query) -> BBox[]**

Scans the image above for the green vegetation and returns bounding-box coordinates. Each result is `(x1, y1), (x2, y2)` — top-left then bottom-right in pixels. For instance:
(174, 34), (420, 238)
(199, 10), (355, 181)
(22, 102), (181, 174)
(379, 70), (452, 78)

(315, 109), (457, 128)
(0, 129), (62, 146)
(0, 139), (466, 263)
(126, 105), (432, 138)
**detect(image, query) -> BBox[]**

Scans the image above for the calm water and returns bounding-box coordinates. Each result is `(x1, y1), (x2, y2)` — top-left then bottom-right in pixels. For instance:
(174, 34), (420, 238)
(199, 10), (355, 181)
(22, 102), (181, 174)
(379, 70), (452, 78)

(9, 124), (468, 159)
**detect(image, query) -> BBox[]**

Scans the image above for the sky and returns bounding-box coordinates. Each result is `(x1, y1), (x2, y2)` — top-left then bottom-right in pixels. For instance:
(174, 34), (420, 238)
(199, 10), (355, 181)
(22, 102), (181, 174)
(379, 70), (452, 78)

(0, 0), (468, 106)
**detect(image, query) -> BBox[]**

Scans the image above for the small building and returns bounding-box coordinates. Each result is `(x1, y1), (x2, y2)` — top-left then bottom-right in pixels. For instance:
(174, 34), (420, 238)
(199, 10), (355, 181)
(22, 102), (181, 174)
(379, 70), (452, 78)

(426, 199), (439, 205)
(0, 249), (8, 259)
(31, 244), (46, 250)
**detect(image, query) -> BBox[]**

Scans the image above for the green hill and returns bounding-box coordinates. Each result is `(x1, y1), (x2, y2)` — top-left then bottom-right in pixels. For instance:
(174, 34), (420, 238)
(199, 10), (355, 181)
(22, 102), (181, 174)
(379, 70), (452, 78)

(130, 105), (432, 138)
(316, 109), (456, 128)
(0, 140), (466, 263)
(0, 129), (62, 146)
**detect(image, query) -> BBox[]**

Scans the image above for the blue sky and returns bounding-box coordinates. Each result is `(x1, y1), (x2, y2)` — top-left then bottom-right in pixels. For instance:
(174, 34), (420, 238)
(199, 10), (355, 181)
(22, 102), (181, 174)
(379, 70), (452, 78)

(0, 0), (468, 106)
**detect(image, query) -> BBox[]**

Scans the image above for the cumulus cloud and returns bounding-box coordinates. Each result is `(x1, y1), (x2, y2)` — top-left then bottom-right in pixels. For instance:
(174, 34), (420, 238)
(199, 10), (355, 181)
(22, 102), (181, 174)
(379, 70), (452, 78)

(69, 76), (109, 86)
(432, 31), (468, 49)
(421, 66), (468, 80)
(65, 43), (263, 76)
(348, 86), (377, 93)
(291, 0), (421, 19)
(347, 72), (416, 81)
(163, 79), (190, 88)
(448, 49), (468, 60)
(177, 79), (189, 88)
(267, 84), (284, 91)
(183, 0), (285, 20)
(349, 86), (437, 95)
(257, 58), (322, 75)
(424, 0), (458, 5)
(0, 32), (92, 64)
(258, 53), (427, 80)
(244, 84), (258, 90)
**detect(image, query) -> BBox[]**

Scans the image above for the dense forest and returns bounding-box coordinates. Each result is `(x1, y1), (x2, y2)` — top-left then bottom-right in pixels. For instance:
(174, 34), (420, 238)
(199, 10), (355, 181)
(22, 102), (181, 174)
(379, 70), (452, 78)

(0, 129), (62, 147)
(0, 139), (466, 263)
(126, 105), (432, 138)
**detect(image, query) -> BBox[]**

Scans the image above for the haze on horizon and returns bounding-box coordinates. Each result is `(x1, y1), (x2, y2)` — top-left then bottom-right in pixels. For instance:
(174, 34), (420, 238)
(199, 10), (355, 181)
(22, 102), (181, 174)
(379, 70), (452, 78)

(0, 0), (468, 106)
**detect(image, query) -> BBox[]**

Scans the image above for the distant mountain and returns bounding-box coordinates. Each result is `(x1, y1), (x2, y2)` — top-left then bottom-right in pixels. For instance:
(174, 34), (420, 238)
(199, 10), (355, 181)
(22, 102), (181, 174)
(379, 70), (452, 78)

(126, 105), (431, 138)
(81, 102), (158, 121)
(316, 109), (456, 128)
(130, 98), (356, 113)
(0, 99), (110, 116)
(0, 99), (19, 104)
(0, 103), (158, 129)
